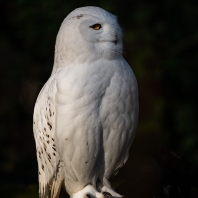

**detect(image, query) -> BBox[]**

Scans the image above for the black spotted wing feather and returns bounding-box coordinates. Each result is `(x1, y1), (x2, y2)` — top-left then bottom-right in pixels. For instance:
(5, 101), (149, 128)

(33, 75), (64, 198)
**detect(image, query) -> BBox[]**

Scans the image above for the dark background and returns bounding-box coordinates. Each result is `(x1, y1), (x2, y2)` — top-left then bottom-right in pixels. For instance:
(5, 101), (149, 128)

(1, 0), (198, 197)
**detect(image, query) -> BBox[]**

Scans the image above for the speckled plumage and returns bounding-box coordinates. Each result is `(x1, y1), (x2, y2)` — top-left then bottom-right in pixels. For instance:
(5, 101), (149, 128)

(33, 6), (138, 198)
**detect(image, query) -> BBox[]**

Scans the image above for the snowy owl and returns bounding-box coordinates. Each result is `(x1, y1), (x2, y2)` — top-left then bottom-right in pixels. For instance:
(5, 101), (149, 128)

(33, 6), (138, 198)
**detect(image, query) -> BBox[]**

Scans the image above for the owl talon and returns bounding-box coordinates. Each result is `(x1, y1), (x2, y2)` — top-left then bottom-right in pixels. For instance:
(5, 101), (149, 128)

(102, 192), (112, 198)
(86, 194), (92, 198)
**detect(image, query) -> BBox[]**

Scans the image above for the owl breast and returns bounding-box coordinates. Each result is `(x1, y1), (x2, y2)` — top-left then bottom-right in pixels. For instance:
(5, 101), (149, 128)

(55, 56), (138, 192)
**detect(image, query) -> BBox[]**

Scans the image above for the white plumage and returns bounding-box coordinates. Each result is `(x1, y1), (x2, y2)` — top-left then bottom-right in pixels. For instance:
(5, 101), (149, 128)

(33, 6), (138, 198)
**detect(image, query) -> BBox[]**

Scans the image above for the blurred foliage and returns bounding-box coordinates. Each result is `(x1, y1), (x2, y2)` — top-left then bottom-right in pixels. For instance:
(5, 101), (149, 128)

(1, 0), (198, 197)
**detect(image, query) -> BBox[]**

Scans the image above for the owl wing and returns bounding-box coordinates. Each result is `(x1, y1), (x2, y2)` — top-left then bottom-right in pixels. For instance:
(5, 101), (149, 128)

(99, 58), (139, 181)
(33, 74), (64, 198)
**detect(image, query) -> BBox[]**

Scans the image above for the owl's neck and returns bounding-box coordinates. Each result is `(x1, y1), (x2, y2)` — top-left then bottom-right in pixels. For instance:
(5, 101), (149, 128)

(52, 45), (122, 74)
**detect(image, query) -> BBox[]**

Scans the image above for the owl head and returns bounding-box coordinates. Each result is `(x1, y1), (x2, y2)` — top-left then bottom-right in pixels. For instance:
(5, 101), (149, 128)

(54, 6), (123, 68)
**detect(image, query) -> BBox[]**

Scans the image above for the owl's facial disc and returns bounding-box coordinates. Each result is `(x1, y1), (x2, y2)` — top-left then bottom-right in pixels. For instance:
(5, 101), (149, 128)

(80, 18), (122, 59)
(88, 22), (119, 45)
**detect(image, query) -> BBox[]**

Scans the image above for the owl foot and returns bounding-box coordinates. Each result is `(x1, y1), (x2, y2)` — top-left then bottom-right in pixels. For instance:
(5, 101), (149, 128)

(71, 185), (105, 198)
(101, 186), (124, 198)
(102, 192), (112, 198)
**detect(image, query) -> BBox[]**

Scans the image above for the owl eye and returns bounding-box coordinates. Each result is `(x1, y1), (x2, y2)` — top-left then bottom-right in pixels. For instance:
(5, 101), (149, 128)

(90, 24), (102, 30)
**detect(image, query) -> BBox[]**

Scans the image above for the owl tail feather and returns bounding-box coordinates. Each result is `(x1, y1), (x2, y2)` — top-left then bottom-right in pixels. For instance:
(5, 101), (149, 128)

(50, 179), (64, 198)
(50, 161), (65, 198)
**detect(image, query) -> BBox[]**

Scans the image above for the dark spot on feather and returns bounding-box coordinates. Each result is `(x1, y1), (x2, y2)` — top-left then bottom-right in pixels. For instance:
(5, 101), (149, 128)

(46, 134), (49, 138)
(39, 171), (41, 175)
(69, 14), (83, 20)
(76, 14), (83, 19)
(51, 138), (54, 141)
(44, 128), (46, 131)
(47, 122), (52, 130)
(49, 109), (52, 117)
(52, 147), (56, 151)
(42, 165), (44, 170)
(85, 161), (88, 163)
(48, 154), (51, 159)
(38, 151), (41, 158)
(53, 144), (55, 147)
(65, 138), (68, 140)
(47, 140), (50, 144)
(53, 112), (54, 115)
(34, 121), (35, 124)
(86, 142), (88, 145)
(53, 153), (56, 156)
